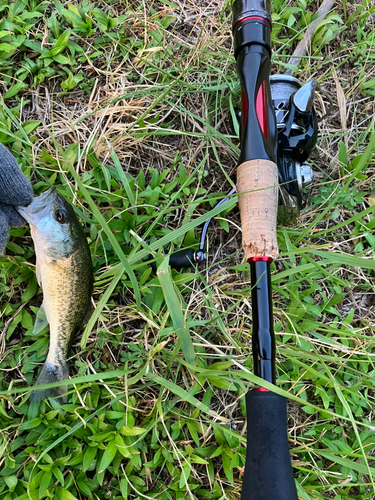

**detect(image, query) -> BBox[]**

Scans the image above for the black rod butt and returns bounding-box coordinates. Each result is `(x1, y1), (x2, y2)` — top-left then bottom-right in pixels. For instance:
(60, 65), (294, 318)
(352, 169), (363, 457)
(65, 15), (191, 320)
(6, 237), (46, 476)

(241, 391), (298, 500)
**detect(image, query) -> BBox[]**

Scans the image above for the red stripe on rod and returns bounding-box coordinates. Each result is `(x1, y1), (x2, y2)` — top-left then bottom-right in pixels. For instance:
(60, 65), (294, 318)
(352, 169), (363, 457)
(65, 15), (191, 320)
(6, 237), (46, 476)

(249, 256), (273, 263)
(253, 387), (270, 392)
(233, 15), (271, 31)
(256, 81), (269, 140)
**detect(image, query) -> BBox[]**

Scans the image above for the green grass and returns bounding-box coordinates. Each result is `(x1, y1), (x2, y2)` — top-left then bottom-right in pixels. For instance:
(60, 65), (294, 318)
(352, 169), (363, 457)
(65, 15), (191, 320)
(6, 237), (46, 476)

(1, 0), (375, 499)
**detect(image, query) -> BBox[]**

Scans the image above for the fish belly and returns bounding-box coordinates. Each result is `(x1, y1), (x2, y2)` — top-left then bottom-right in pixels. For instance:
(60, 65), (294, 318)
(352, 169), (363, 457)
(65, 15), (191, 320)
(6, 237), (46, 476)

(31, 250), (92, 402)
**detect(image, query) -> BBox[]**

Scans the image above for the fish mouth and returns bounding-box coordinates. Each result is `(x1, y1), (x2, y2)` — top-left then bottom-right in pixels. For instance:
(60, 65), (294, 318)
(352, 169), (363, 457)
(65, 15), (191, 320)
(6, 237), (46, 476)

(17, 186), (56, 222)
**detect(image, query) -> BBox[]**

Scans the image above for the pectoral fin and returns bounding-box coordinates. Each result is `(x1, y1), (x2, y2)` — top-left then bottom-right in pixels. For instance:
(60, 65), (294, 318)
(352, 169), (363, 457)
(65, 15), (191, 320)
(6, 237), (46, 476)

(32, 302), (49, 335)
(36, 258), (42, 286)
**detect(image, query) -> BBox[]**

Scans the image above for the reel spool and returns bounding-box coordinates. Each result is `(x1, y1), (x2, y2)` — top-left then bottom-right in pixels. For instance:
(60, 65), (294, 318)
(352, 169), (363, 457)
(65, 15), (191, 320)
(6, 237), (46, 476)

(270, 75), (318, 222)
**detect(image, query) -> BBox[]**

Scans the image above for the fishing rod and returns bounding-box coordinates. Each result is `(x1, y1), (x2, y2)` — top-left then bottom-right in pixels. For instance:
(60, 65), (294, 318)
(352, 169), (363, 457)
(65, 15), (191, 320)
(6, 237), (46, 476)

(231, 0), (329, 498)
(232, 1), (298, 498)
(151, 1), (330, 496)
(161, 2), (326, 499)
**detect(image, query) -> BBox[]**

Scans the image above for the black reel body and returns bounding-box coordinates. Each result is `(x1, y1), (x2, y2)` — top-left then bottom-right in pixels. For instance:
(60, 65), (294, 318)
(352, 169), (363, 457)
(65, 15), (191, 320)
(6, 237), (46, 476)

(270, 75), (318, 221)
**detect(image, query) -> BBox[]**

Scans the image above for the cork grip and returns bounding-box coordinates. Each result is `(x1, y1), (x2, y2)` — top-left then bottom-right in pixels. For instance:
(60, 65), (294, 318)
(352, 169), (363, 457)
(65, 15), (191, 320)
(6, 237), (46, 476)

(237, 159), (279, 260)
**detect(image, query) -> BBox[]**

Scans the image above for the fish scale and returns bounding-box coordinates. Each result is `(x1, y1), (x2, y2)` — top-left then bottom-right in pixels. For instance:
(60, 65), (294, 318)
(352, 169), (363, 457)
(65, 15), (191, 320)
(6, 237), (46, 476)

(42, 254), (90, 364)
(17, 187), (93, 402)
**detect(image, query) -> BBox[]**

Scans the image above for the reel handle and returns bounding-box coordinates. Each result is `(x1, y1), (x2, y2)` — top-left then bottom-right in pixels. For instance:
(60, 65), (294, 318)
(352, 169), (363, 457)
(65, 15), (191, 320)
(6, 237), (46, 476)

(150, 248), (205, 272)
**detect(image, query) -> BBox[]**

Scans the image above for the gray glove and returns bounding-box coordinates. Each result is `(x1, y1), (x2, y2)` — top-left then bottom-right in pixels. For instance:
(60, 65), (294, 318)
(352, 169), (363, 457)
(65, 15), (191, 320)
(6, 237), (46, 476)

(0, 142), (33, 253)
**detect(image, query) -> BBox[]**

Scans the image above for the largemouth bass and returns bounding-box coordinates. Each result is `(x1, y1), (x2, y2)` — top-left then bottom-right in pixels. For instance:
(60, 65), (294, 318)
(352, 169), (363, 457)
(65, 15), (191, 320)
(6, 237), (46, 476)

(17, 187), (93, 402)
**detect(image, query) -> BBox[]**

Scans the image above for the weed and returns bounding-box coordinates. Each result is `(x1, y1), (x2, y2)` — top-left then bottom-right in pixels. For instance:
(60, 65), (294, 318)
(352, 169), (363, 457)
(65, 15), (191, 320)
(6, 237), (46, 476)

(1, 1), (375, 500)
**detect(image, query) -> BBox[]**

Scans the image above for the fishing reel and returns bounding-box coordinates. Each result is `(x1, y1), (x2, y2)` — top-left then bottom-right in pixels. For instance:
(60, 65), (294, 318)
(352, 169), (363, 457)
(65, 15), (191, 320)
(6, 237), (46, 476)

(270, 75), (319, 222)
(231, 74), (323, 222)
(150, 76), (324, 271)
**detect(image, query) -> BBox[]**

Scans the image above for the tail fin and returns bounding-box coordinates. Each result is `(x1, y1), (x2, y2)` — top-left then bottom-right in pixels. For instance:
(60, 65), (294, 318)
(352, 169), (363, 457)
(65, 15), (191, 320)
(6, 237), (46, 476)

(30, 361), (69, 403)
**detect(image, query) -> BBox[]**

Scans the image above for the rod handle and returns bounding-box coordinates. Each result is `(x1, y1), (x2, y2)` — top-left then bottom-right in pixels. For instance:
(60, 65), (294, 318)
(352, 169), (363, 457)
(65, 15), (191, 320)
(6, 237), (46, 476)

(241, 391), (298, 500)
(237, 159), (278, 260)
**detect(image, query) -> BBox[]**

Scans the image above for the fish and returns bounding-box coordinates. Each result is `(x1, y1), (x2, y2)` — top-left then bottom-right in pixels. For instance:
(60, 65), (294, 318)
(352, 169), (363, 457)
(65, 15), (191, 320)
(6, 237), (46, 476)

(17, 187), (93, 402)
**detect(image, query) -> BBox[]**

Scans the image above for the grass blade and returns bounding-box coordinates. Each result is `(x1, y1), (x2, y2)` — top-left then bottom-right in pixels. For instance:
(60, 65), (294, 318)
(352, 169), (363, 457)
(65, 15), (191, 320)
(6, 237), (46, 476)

(157, 256), (195, 365)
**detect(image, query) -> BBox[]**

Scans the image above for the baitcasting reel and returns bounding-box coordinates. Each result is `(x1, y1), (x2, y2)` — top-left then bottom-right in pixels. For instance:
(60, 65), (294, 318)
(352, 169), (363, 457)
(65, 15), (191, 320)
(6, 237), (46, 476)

(270, 75), (319, 222)
(232, 74), (323, 222)
(150, 75), (324, 270)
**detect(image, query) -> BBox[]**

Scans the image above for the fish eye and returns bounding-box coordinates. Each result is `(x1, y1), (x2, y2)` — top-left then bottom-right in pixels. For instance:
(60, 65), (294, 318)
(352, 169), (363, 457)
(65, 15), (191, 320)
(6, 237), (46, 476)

(53, 209), (68, 224)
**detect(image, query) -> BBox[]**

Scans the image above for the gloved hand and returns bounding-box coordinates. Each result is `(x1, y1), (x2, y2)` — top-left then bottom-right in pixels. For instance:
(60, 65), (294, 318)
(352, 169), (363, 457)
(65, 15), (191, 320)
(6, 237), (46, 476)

(0, 142), (33, 254)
